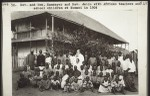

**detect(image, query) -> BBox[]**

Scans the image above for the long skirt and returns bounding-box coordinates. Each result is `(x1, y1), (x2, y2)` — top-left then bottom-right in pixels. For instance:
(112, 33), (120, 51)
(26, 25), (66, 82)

(124, 74), (137, 92)
(98, 85), (111, 93)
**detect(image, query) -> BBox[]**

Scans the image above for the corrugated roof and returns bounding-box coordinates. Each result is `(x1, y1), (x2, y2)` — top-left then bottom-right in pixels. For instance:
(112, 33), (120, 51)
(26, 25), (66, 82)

(11, 11), (127, 43)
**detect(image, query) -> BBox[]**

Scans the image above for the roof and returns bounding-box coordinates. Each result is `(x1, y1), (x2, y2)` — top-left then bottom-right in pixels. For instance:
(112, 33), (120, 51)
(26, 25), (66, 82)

(11, 11), (128, 44)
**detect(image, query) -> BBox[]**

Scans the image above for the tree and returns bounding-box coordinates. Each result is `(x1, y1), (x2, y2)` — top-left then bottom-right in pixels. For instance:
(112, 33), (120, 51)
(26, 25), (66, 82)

(71, 25), (113, 54)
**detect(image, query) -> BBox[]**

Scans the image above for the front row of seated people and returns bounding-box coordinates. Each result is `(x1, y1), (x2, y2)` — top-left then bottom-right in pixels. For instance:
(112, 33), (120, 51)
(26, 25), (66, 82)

(16, 59), (136, 94)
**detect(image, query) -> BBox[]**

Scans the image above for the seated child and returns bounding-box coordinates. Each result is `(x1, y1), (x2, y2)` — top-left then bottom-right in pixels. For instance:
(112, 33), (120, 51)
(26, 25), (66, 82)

(63, 78), (72, 92)
(61, 70), (69, 89)
(16, 73), (30, 90)
(28, 65), (35, 77)
(49, 63), (55, 74)
(67, 64), (74, 77)
(22, 66), (31, 79)
(92, 65), (97, 72)
(16, 66), (31, 89)
(104, 60), (109, 70)
(91, 70), (98, 88)
(60, 65), (66, 76)
(80, 65), (84, 76)
(51, 76), (60, 90)
(110, 71), (116, 82)
(73, 66), (81, 78)
(83, 68), (91, 81)
(105, 64), (113, 77)
(81, 76), (94, 92)
(71, 77), (80, 91)
(54, 64), (62, 76)
(106, 72), (111, 81)
(97, 65), (106, 76)
(39, 75), (51, 92)
(65, 59), (70, 69)
(112, 62), (116, 74)
(111, 75), (125, 94)
(116, 61), (123, 75)
(54, 59), (63, 69)
(54, 71), (61, 82)
(86, 64), (92, 73)
(43, 63), (51, 78)
(98, 76), (111, 93)
(30, 71), (42, 88)
(96, 72), (104, 88)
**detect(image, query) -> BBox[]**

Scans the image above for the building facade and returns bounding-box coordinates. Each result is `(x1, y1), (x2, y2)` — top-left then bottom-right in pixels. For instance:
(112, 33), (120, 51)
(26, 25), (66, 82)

(11, 11), (127, 69)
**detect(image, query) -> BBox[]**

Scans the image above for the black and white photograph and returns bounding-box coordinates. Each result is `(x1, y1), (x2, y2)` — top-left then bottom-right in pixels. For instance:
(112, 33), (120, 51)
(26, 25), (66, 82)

(2, 1), (147, 96)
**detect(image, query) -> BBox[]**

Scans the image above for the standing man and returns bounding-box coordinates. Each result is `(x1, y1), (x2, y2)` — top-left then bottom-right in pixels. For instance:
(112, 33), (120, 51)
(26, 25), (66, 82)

(75, 49), (84, 64)
(37, 50), (45, 66)
(26, 50), (36, 69)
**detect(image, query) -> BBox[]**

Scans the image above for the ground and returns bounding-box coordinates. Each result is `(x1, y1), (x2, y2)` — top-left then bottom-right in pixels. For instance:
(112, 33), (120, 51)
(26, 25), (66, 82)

(12, 72), (138, 96)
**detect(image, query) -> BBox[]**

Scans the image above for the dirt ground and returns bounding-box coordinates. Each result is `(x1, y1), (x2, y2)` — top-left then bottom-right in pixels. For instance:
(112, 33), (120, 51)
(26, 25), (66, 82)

(12, 72), (138, 96)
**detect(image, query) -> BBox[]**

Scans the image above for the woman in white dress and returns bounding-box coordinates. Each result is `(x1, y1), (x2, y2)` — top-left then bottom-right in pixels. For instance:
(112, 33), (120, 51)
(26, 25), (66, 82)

(98, 76), (111, 93)
(61, 70), (69, 89)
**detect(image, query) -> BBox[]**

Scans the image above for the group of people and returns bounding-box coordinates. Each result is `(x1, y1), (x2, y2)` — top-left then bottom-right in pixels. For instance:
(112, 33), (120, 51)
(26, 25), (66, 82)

(16, 49), (137, 94)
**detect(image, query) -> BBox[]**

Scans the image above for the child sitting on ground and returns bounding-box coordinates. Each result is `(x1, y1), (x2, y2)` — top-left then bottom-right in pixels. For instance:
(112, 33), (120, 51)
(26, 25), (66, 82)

(71, 77), (80, 91)
(63, 78), (72, 92)
(39, 75), (51, 92)
(91, 70), (98, 88)
(116, 61), (123, 75)
(111, 75), (125, 94)
(51, 76), (60, 90)
(54, 64), (61, 76)
(80, 65), (84, 76)
(83, 68), (91, 80)
(81, 76), (94, 92)
(16, 73), (30, 90)
(43, 63), (51, 78)
(98, 76), (111, 93)
(96, 72), (104, 89)
(30, 71), (42, 88)
(105, 64), (113, 77)
(16, 66), (32, 90)
(22, 66), (32, 79)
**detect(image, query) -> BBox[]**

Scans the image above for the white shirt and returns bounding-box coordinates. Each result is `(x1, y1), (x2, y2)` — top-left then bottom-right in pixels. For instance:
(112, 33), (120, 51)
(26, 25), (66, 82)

(121, 59), (129, 71)
(128, 60), (136, 72)
(54, 64), (63, 69)
(76, 53), (84, 64)
(45, 56), (52, 64)
(105, 69), (113, 74)
(108, 59), (112, 66)
(118, 56), (123, 61)
(73, 62), (82, 71)
(71, 56), (77, 66)
(118, 56), (123, 64)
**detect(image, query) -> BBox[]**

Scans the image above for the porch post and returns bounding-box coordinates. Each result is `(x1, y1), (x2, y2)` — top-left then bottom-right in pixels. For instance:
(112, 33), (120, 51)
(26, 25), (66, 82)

(29, 21), (31, 51)
(45, 18), (48, 51)
(52, 16), (54, 54)
(63, 24), (64, 54)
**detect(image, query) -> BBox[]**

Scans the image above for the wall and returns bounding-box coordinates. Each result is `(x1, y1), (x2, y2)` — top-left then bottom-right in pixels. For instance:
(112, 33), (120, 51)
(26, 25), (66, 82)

(17, 41), (46, 67)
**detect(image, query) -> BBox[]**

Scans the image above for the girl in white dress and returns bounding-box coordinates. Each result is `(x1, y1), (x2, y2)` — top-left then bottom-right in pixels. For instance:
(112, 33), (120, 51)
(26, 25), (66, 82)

(98, 76), (111, 93)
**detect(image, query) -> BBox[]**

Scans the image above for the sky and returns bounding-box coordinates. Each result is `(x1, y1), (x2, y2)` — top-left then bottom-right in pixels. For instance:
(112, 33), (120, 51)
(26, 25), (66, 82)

(79, 10), (138, 51)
